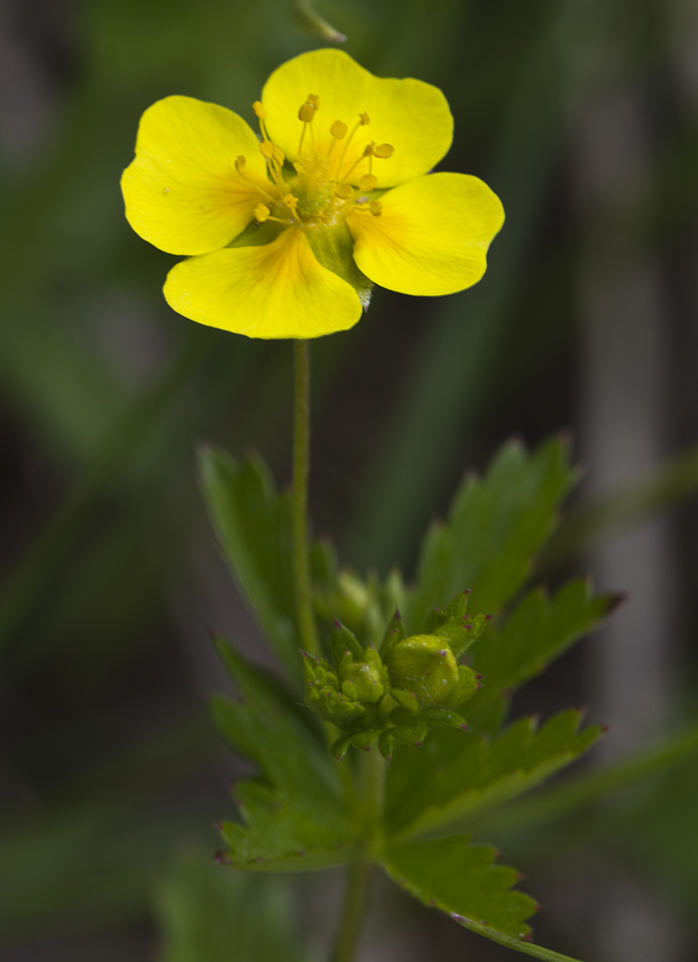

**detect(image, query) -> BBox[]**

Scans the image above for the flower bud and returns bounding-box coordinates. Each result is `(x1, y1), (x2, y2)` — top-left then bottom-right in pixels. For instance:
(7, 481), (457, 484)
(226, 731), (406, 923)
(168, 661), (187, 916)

(385, 634), (460, 708)
(338, 646), (387, 704)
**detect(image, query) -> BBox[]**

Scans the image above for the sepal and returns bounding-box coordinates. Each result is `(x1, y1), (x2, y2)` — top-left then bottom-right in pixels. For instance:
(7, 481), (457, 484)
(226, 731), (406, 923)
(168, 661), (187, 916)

(329, 618), (364, 667)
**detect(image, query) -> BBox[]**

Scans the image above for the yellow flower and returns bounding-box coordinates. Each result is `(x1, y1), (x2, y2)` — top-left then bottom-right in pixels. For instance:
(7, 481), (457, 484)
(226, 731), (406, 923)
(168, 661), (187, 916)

(121, 49), (504, 339)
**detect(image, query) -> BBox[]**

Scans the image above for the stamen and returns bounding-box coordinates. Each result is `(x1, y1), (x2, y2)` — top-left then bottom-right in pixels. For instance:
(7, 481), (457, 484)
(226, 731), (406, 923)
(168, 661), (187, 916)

(254, 201), (288, 226)
(334, 111), (370, 179)
(358, 173), (377, 192)
(298, 101), (317, 124)
(330, 120), (348, 140)
(234, 153), (276, 203)
(373, 143), (395, 158)
(259, 140), (284, 188)
(297, 95), (319, 158)
(253, 93), (387, 229)
(341, 143), (374, 182)
(253, 100), (271, 143)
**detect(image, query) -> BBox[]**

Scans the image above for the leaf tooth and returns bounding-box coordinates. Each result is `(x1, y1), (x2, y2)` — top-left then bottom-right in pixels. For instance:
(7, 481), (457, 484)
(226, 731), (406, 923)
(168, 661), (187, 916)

(450, 912), (474, 925)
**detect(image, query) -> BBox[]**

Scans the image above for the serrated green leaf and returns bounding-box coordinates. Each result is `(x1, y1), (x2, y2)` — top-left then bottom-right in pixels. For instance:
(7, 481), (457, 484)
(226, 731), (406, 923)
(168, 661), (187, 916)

(211, 637), (334, 792)
(406, 438), (576, 630)
(476, 719), (698, 837)
(381, 834), (536, 939)
(199, 448), (301, 683)
(218, 802), (354, 873)
(466, 579), (618, 733)
(385, 711), (603, 839)
(381, 835), (586, 961)
(210, 637), (355, 870)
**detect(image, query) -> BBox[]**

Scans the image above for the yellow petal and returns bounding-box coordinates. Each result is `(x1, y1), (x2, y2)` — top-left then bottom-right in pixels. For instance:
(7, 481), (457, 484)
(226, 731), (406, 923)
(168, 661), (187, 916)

(347, 172), (505, 296)
(163, 228), (363, 339)
(121, 96), (270, 255)
(261, 49), (452, 189)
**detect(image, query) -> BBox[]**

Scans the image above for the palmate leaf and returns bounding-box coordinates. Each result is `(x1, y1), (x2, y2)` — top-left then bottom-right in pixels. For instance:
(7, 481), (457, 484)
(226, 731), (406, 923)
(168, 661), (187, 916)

(385, 710), (603, 839)
(210, 637), (356, 870)
(406, 437), (576, 631)
(199, 448), (304, 684)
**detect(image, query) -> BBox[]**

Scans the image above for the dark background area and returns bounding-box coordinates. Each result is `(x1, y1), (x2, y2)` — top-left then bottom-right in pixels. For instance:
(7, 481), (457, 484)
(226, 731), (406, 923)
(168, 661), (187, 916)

(1, 0), (697, 959)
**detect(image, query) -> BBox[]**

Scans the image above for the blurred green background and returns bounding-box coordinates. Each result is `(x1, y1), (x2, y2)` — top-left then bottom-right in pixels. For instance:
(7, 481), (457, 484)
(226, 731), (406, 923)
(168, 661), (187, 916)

(1, 0), (697, 959)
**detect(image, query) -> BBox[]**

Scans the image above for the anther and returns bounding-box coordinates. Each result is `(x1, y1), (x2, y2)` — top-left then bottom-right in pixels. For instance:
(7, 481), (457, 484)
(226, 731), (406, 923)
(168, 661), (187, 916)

(235, 155), (246, 173)
(272, 145), (285, 165)
(259, 141), (275, 160)
(330, 120), (348, 139)
(358, 173), (377, 192)
(254, 203), (270, 222)
(298, 101), (317, 124)
(359, 112), (370, 125)
(282, 193), (298, 209)
(252, 101), (266, 119)
(373, 143), (394, 158)
(334, 183), (353, 199)
(369, 200), (382, 216)
(307, 94), (320, 107)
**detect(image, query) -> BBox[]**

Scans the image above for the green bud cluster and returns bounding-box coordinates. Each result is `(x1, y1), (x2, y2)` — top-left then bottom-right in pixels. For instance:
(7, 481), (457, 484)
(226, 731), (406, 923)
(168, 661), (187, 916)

(303, 589), (489, 759)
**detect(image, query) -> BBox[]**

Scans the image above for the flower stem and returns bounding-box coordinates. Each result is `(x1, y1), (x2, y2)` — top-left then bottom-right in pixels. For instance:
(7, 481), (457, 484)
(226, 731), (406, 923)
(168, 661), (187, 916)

(331, 749), (386, 962)
(331, 858), (373, 962)
(292, 339), (320, 657)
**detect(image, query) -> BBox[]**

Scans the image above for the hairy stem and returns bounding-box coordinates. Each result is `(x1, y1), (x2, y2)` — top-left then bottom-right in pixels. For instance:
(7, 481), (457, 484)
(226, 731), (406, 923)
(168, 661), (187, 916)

(292, 339), (320, 656)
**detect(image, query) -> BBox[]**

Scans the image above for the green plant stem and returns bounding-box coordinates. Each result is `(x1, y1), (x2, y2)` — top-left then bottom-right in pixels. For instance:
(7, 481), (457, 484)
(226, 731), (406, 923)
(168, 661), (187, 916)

(331, 858), (373, 962)
(360, 747), (386, 837)
(292, 339), (320, 657)
(331, 750), (385, 962)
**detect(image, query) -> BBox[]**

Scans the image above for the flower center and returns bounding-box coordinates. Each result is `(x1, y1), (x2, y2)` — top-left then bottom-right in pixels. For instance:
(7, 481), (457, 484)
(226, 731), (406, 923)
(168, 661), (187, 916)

(237, 96), (395, 231)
